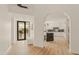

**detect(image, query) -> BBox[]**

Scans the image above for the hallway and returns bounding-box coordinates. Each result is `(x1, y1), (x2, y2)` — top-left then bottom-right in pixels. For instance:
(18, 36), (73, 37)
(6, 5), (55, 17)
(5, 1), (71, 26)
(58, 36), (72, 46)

(8, 37), (71, 55)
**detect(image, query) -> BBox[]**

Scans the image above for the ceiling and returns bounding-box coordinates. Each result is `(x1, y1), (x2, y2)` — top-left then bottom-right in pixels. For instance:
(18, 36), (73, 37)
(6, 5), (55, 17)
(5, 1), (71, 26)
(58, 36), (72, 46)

(8, 4), (79, 19)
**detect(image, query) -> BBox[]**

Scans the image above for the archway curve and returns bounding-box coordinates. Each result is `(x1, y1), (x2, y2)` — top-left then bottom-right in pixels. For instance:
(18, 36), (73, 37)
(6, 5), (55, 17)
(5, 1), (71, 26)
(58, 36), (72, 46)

(43, 12), (71, 53)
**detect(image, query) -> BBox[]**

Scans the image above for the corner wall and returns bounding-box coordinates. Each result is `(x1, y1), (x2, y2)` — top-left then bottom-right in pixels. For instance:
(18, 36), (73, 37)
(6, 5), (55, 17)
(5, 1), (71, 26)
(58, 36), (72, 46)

(0, 5), (11, 54)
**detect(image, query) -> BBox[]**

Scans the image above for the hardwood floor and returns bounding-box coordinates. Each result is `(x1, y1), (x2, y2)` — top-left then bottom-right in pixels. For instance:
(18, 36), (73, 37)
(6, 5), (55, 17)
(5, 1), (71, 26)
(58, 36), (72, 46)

(8, 37), (72, 55)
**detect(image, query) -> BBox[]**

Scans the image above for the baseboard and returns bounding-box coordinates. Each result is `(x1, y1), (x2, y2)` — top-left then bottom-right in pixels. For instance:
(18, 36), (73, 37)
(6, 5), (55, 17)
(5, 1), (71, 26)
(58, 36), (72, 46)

(72, 52), (79, 55)
(71, 50), (79, 55)
(5, 45), (11, 55)
(33, 44), (44, 48)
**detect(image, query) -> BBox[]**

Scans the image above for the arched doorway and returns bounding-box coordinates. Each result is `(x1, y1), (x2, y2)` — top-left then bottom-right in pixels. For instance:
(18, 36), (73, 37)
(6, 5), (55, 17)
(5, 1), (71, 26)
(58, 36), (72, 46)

(43, 13), (71, 54)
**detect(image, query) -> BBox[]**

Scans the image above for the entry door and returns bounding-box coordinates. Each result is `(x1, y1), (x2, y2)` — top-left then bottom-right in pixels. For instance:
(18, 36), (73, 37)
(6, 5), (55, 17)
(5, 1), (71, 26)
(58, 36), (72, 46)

(17, 21), (26, 41)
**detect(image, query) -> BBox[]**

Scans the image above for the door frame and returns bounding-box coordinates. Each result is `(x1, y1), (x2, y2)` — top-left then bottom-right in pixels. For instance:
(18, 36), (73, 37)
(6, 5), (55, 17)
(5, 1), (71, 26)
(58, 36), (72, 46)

(17, 21), (26, 41)
(43, 13), (71, 53)
(64, 12), (72, 52)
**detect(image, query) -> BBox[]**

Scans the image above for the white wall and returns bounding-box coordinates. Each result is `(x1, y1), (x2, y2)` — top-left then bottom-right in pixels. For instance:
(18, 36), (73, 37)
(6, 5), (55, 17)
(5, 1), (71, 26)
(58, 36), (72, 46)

(34, 15), (45, 47)
(0, 5), (11, 54)
(66, 10), (79, 54)
(62, 5), (79, 53)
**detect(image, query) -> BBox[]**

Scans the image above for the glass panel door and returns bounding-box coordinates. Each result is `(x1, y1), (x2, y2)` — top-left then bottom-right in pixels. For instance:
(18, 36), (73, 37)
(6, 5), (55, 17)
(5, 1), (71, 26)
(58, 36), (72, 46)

(17, 21), (26, 41)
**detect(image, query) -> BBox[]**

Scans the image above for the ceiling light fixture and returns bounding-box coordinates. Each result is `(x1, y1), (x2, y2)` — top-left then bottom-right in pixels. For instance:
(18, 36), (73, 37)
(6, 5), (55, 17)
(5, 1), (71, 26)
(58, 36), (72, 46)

(17, 4), (28, 9)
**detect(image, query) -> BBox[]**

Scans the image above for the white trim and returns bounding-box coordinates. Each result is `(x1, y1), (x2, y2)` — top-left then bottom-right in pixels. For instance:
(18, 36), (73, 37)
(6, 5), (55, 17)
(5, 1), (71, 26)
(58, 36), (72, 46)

(64, 12), (72, 53)
(5, 45), (12, 55)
